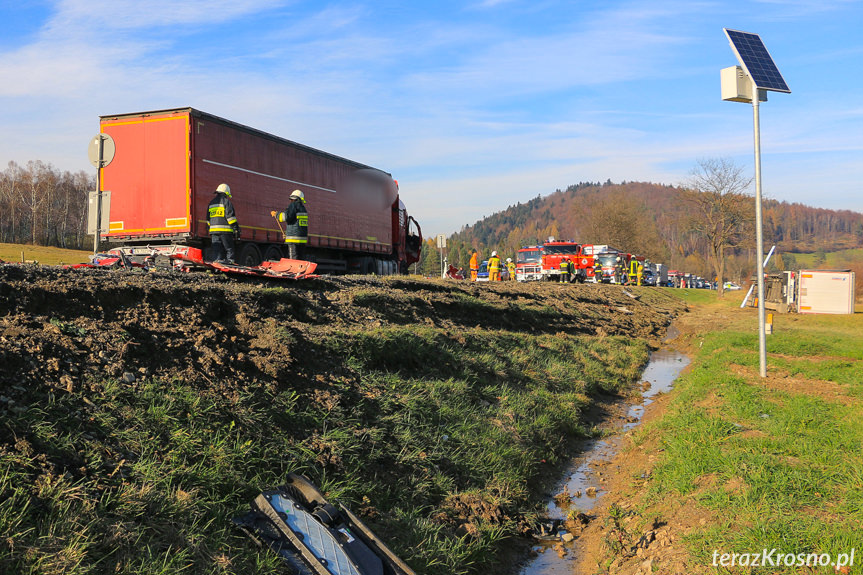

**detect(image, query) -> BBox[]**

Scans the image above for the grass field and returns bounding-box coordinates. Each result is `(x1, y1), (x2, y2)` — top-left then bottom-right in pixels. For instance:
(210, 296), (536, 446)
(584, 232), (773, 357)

(0, 242), (92, 265)
(629, 293), (863, 573)
(790, 247), (863, 269)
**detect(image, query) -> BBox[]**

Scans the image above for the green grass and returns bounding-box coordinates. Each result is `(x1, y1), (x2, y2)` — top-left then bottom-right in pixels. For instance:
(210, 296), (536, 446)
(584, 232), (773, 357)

(0, 289), (668, 575)
(0, 242), (91, 265)
(792, 247), (863, 268)
(633, 307), (863, 573)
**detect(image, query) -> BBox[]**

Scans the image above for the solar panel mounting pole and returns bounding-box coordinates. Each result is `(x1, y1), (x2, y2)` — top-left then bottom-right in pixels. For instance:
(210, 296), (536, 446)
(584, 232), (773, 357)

(722, 28), (790, 379)
(752, 84), (768, 378)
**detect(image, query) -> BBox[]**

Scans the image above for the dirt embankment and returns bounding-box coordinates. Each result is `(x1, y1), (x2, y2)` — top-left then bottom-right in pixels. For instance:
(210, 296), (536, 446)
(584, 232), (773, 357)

(0, 266), (683, 396)
(0, 264), (688, 574)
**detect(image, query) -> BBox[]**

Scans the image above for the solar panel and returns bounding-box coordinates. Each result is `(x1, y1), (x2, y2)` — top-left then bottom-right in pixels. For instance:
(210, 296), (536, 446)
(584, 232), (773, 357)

(724, 29), (790, 93)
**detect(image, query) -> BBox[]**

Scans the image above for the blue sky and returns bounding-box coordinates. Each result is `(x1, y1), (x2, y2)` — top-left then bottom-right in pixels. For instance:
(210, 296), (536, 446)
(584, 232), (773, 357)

(1, 0), (861, 236)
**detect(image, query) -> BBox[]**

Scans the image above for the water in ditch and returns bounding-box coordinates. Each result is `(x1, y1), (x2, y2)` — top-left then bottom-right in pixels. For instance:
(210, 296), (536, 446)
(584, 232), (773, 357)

(517, 332), (690, 574)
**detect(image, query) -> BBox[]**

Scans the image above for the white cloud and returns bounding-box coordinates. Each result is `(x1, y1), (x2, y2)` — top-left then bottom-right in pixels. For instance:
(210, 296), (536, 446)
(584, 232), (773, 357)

(49, 0), (292, 31)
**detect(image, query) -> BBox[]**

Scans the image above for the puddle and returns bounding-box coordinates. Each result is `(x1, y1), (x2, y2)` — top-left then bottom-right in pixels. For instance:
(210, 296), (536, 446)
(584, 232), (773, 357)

(517, 337), (690, 575)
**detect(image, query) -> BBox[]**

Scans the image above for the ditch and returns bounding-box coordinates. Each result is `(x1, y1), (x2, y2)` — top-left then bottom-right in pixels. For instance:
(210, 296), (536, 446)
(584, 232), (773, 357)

(517, 327), (691, 575)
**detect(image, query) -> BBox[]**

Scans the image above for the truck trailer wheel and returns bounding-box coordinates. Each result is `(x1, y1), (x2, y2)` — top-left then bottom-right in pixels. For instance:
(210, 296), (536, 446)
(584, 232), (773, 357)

(263, 245), (283, 262)
(238, 243), (262, 267)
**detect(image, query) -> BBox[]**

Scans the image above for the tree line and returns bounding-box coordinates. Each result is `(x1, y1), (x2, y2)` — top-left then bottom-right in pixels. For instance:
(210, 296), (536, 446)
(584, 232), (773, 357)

(0, 161), (95, 250)
(417, 166), (863, 284)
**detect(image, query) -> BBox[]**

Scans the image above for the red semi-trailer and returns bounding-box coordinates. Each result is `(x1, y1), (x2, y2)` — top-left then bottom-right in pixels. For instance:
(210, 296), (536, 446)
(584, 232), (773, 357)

(98, 108), (422, 274)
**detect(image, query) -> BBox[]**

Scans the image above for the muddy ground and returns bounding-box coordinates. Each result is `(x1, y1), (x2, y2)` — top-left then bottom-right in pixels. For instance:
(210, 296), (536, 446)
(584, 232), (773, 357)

(0, 263), (689, 573)
(0, 264), (683, 403)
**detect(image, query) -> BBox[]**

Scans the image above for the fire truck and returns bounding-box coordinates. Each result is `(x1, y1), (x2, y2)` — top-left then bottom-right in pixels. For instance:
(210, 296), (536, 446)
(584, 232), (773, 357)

(594, 250), (628, 284)
(515, 245), (543, 282)
(581, 244), (610, 282)
(541, 240), (588, 282)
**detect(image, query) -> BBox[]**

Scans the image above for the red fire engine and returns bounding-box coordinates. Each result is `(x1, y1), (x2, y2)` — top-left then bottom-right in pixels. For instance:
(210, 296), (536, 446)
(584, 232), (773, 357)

(541, 239), (588, 282)
(515, 245), (543, 282)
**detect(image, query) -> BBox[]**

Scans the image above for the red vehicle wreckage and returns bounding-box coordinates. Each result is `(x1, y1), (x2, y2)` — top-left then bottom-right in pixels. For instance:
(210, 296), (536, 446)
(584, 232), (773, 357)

(71, 246), (319, 280)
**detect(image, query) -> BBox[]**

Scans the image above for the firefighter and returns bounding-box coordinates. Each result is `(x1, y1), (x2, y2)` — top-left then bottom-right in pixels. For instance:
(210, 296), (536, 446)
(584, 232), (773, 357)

(559, 257), (571, 283)
(506, 257), (516, 281)
(271, 190), (309, 260)
(636, 261), (644, 286)
(469, 249), (479, 281)
(594, 259), (602, 283)
(616, 258), (626, 285)
(488, 251), (502, 281)
(207, 183), (239, 263)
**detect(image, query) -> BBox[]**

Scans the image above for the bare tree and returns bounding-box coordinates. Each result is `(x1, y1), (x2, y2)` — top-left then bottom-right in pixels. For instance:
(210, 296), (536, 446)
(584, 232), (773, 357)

(574, 188), (669, 262)
(683, 158), (754, 297)
(18, 160), (53, 245)
(72, 171), (95, 249)
(0, 161), (23, 242)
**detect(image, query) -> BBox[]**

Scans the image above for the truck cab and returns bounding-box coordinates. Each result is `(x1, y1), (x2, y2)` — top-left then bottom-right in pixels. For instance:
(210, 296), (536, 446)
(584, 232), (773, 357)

(541, 241), (586, 282)
(515, 245), (543, 282)
(594, 251), (626, 284)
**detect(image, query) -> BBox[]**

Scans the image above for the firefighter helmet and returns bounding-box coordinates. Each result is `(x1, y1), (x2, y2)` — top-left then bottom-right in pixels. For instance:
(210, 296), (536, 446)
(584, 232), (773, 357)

(290, 189), (304, 201)
(216, 183), (231, 197)
(491, 251), (497, 257)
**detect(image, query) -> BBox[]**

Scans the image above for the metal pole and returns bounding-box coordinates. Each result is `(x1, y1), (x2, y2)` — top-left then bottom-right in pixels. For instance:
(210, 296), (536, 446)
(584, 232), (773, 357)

(740, 245), (776, 309)
(93, 135), (104, 254)
(752, 87), (768, 377)
(439, 247), (443, 278)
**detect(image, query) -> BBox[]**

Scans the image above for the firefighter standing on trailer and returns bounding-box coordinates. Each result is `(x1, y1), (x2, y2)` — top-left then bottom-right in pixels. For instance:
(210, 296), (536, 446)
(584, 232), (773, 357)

(207, 183), (239, 264)
(469, 249), (479, 281)
(272, 190), (309, 260)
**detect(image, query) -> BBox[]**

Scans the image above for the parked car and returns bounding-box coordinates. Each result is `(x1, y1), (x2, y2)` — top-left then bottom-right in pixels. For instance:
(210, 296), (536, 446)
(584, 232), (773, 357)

(724, 281), (742, 291)
(476, 260), (509, 281)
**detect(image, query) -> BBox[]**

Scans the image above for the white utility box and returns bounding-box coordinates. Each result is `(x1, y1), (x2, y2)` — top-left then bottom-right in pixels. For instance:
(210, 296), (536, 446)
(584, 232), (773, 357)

(721, 66), (767, 103)
(797, 270), (856, 314)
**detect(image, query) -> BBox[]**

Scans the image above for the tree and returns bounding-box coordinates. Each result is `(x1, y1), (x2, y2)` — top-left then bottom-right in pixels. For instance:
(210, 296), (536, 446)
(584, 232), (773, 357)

(682, 158), (754, 297)
(572, 188), (669, 262)
(18, 160), (54, 245)
(0, 161), (23, 243)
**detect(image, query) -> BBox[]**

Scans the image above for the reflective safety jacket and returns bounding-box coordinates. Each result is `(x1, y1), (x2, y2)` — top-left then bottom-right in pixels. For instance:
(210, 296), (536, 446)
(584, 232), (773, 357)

(469, 252), (479, 271)
(488, 255), (501, 271)
(277, 199), (309, 244)
(207, 193), (238, 234)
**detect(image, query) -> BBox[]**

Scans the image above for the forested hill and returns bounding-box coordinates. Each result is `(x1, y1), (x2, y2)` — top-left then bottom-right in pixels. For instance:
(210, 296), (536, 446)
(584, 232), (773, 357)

(430, 181), (863, 278)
